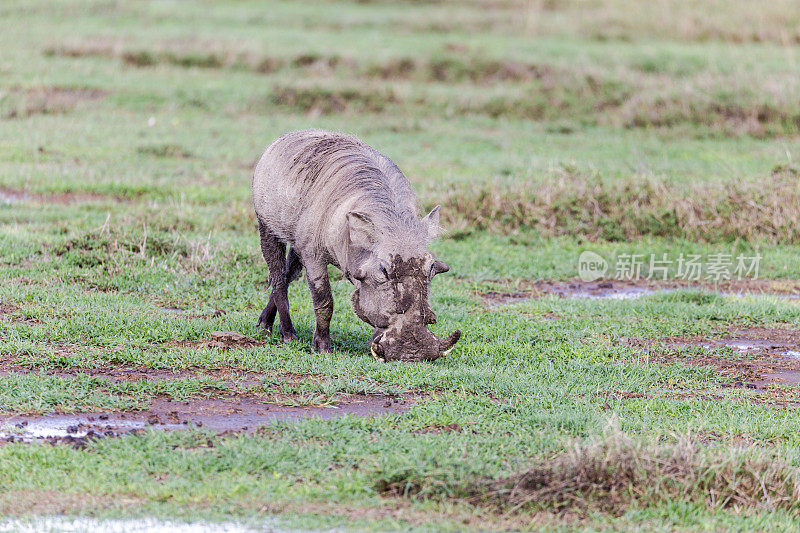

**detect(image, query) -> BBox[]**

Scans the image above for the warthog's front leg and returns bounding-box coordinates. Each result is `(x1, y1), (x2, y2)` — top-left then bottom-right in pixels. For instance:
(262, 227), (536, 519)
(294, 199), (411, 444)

(304, 261), (333, 352)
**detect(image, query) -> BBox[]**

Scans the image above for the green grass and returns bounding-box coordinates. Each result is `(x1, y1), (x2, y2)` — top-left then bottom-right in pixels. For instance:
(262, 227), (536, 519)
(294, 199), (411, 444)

(3, 0), (800, 530)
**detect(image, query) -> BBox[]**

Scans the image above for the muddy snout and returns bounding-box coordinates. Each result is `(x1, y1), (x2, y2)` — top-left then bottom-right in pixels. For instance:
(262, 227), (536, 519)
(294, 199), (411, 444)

(370, 325), (461, 363)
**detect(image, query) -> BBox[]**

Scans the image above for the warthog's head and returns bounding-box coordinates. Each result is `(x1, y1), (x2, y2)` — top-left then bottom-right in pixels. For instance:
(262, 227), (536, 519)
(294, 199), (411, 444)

(345, 206), (460, 362)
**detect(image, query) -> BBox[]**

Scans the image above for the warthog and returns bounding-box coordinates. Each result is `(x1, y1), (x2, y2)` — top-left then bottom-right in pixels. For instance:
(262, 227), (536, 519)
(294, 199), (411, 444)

(251, 129), (460, 362)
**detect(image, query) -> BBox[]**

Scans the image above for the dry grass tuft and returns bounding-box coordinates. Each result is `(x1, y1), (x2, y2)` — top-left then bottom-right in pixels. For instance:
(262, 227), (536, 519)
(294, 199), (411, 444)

(434, 165), (800, 243)
(365, 54), (555, 84)
(268, 85), (398, 115)
(470, 430), (800, 515)
(522, 0), (800, 45)
(136, 143), (194, 159)
(1, 86), (107, 119)
(377, 428), (800, 516)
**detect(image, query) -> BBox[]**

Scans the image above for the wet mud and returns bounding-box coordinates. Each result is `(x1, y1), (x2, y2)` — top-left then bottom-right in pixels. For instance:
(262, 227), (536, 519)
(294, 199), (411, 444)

(626, 327), (800, 407)
(481, 279), (800, 306)
(0, 394), (411, 446)
(0, 326), (417, 446)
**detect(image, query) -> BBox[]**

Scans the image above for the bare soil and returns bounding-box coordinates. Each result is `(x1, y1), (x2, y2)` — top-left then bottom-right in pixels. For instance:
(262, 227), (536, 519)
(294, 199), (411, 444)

(621, 326), (800, 408)
(480, 278), (800, 306)
(0, 328), (419, 445)
(631, 327), (800, 383)
(0, 357), (399, 406)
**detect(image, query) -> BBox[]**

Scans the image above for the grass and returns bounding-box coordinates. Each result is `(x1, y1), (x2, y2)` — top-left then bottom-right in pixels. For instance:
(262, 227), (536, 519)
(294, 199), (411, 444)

(436, 164), (800, 242)
(488, 430), (800, 513)
(381, 426), (800, 514)
(3, 0), (800, 530)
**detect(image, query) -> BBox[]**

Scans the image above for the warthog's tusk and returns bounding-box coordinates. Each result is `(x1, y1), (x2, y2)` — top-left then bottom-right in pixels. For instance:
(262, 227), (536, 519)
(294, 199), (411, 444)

(437, 329), (461, 358)
(371, 345), (385, 362)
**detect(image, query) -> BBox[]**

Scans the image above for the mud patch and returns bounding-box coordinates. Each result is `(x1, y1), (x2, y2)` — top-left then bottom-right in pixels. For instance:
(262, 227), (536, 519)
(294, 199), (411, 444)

(481, 278), (800, 306)
(0, 189), (25, 205)
(0, 86), (107, 119)
(532, 280), (668, 300)
(8, 364), (262, 387)
(481, 280), (675, 306)
(481, 291), (530, 308)
(632, 327), (800, 390)
(0, 394), (412, 445)
(3, 359), (336, 395)
(46, 43), (552, 85)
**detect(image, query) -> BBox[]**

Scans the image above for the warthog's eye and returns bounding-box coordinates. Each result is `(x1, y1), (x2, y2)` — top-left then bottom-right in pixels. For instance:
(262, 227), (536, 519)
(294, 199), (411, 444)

(352, 267), (367, 281)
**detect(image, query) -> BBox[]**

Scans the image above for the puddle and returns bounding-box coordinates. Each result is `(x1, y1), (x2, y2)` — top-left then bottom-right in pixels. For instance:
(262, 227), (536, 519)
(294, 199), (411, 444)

(0, 516), (285, 533)
(0, 415), (180, 443)
(639, 327), (800, 389)
(760, 370), (800, 386)
(0, 394), (411, 444)
(698, 339), (784, 353)
(481, 281), (672, 306)
(481, 279), (800, 307)
(566, 285), (666, 300)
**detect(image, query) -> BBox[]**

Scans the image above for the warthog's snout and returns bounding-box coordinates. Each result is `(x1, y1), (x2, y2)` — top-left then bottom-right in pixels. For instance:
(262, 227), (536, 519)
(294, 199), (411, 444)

(370, 325), (461, 363)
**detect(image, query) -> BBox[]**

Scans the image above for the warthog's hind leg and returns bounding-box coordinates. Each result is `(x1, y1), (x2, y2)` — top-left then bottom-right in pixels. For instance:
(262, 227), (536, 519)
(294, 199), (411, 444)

(257, 221), (298, 342)
(257, 247), (303, 333)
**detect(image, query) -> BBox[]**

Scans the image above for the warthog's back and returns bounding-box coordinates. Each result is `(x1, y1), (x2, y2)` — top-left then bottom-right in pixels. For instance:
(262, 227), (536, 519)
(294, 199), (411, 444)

(252, 129), (418, 255)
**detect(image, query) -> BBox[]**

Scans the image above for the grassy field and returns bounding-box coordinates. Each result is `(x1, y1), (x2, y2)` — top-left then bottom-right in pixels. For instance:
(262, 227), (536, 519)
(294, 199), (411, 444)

(3, 0), (800, 530)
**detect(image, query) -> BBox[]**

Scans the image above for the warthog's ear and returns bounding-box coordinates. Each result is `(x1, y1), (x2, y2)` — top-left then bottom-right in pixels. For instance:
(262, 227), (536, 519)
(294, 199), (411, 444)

(432, 260), (449, 276)
(346, 211), (376, 249)
(421, 205), (441, 240)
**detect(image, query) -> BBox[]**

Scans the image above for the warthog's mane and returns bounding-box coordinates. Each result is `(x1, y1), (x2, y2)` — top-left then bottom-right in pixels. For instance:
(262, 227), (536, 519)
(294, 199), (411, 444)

(279, 130), (425, 252)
